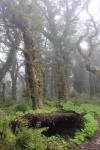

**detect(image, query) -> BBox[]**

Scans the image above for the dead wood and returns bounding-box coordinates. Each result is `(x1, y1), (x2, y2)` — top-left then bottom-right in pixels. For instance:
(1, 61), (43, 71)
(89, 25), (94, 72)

(10, 109), (84, 138)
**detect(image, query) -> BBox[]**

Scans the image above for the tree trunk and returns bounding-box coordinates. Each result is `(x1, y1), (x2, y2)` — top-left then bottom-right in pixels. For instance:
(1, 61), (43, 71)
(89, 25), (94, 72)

(24, 64), (30, 99)
(0, 46), (17, 84)
(2, 83), (6, 103)
(23, 29), (43, 109)
(11, 80), (17, 100)
(10, 54), (17, 100)
(53, 42), (68, 101)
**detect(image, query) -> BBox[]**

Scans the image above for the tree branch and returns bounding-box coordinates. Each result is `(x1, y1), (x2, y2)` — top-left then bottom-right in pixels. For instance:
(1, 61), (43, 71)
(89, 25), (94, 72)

(42, 30), (54, 42)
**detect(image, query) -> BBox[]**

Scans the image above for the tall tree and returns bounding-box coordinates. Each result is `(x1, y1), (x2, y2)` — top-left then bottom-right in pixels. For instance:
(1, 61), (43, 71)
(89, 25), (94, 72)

(0, 0), (43, 109)
(0, 19), (20, 83)
(40, 0), (88, 101)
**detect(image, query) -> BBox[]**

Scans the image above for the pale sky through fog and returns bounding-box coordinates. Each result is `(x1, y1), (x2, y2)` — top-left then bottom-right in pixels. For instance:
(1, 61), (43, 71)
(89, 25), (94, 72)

(80, 0), (100, 21)
(79, 0), (100, 50)
(0, 0), (100, 61)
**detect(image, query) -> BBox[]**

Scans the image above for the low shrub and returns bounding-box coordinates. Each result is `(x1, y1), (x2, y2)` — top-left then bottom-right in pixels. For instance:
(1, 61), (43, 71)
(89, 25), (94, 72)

(69, 114), (99, 146)
(16, 129), (46, 150)
(14, 104), (28, 112)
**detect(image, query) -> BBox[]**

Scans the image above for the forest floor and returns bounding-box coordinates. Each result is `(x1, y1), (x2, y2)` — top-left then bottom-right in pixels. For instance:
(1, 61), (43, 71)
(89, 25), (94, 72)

(70, 131), (100, 150)
(0, 100), (100, 150)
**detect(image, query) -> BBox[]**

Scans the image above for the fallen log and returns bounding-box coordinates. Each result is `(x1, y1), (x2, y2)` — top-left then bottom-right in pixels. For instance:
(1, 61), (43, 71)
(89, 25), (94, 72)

(10, 109), (84, 139)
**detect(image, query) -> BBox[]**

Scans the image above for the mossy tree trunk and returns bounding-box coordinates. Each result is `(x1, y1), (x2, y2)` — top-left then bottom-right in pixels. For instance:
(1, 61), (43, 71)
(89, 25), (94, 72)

(23, 29), (43, 109)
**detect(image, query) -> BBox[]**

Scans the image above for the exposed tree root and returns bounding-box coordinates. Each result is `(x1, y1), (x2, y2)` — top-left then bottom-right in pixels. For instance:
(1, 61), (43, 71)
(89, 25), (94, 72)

(10, 109), (84, 138)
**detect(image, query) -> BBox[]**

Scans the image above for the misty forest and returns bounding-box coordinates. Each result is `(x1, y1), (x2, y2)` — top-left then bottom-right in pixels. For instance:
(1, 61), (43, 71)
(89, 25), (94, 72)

(0, 0), (100, 150)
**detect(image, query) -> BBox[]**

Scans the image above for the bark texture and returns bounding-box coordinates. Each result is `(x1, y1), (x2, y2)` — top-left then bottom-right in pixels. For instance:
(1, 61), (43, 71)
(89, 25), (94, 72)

(23, 28), (43, 109)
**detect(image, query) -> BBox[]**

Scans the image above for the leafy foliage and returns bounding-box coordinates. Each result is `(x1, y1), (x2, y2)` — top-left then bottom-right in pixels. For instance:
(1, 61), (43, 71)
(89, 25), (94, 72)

(69, 114), (99, 146)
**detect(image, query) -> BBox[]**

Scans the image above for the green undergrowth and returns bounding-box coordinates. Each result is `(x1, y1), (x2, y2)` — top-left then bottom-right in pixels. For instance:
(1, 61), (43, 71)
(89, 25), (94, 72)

(0, 112), (98, 150)
(1, 98), (100, 115)
(0, 100), (100, 150)
(62, 102), (100, 116)
(69, 114), (99, 146)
